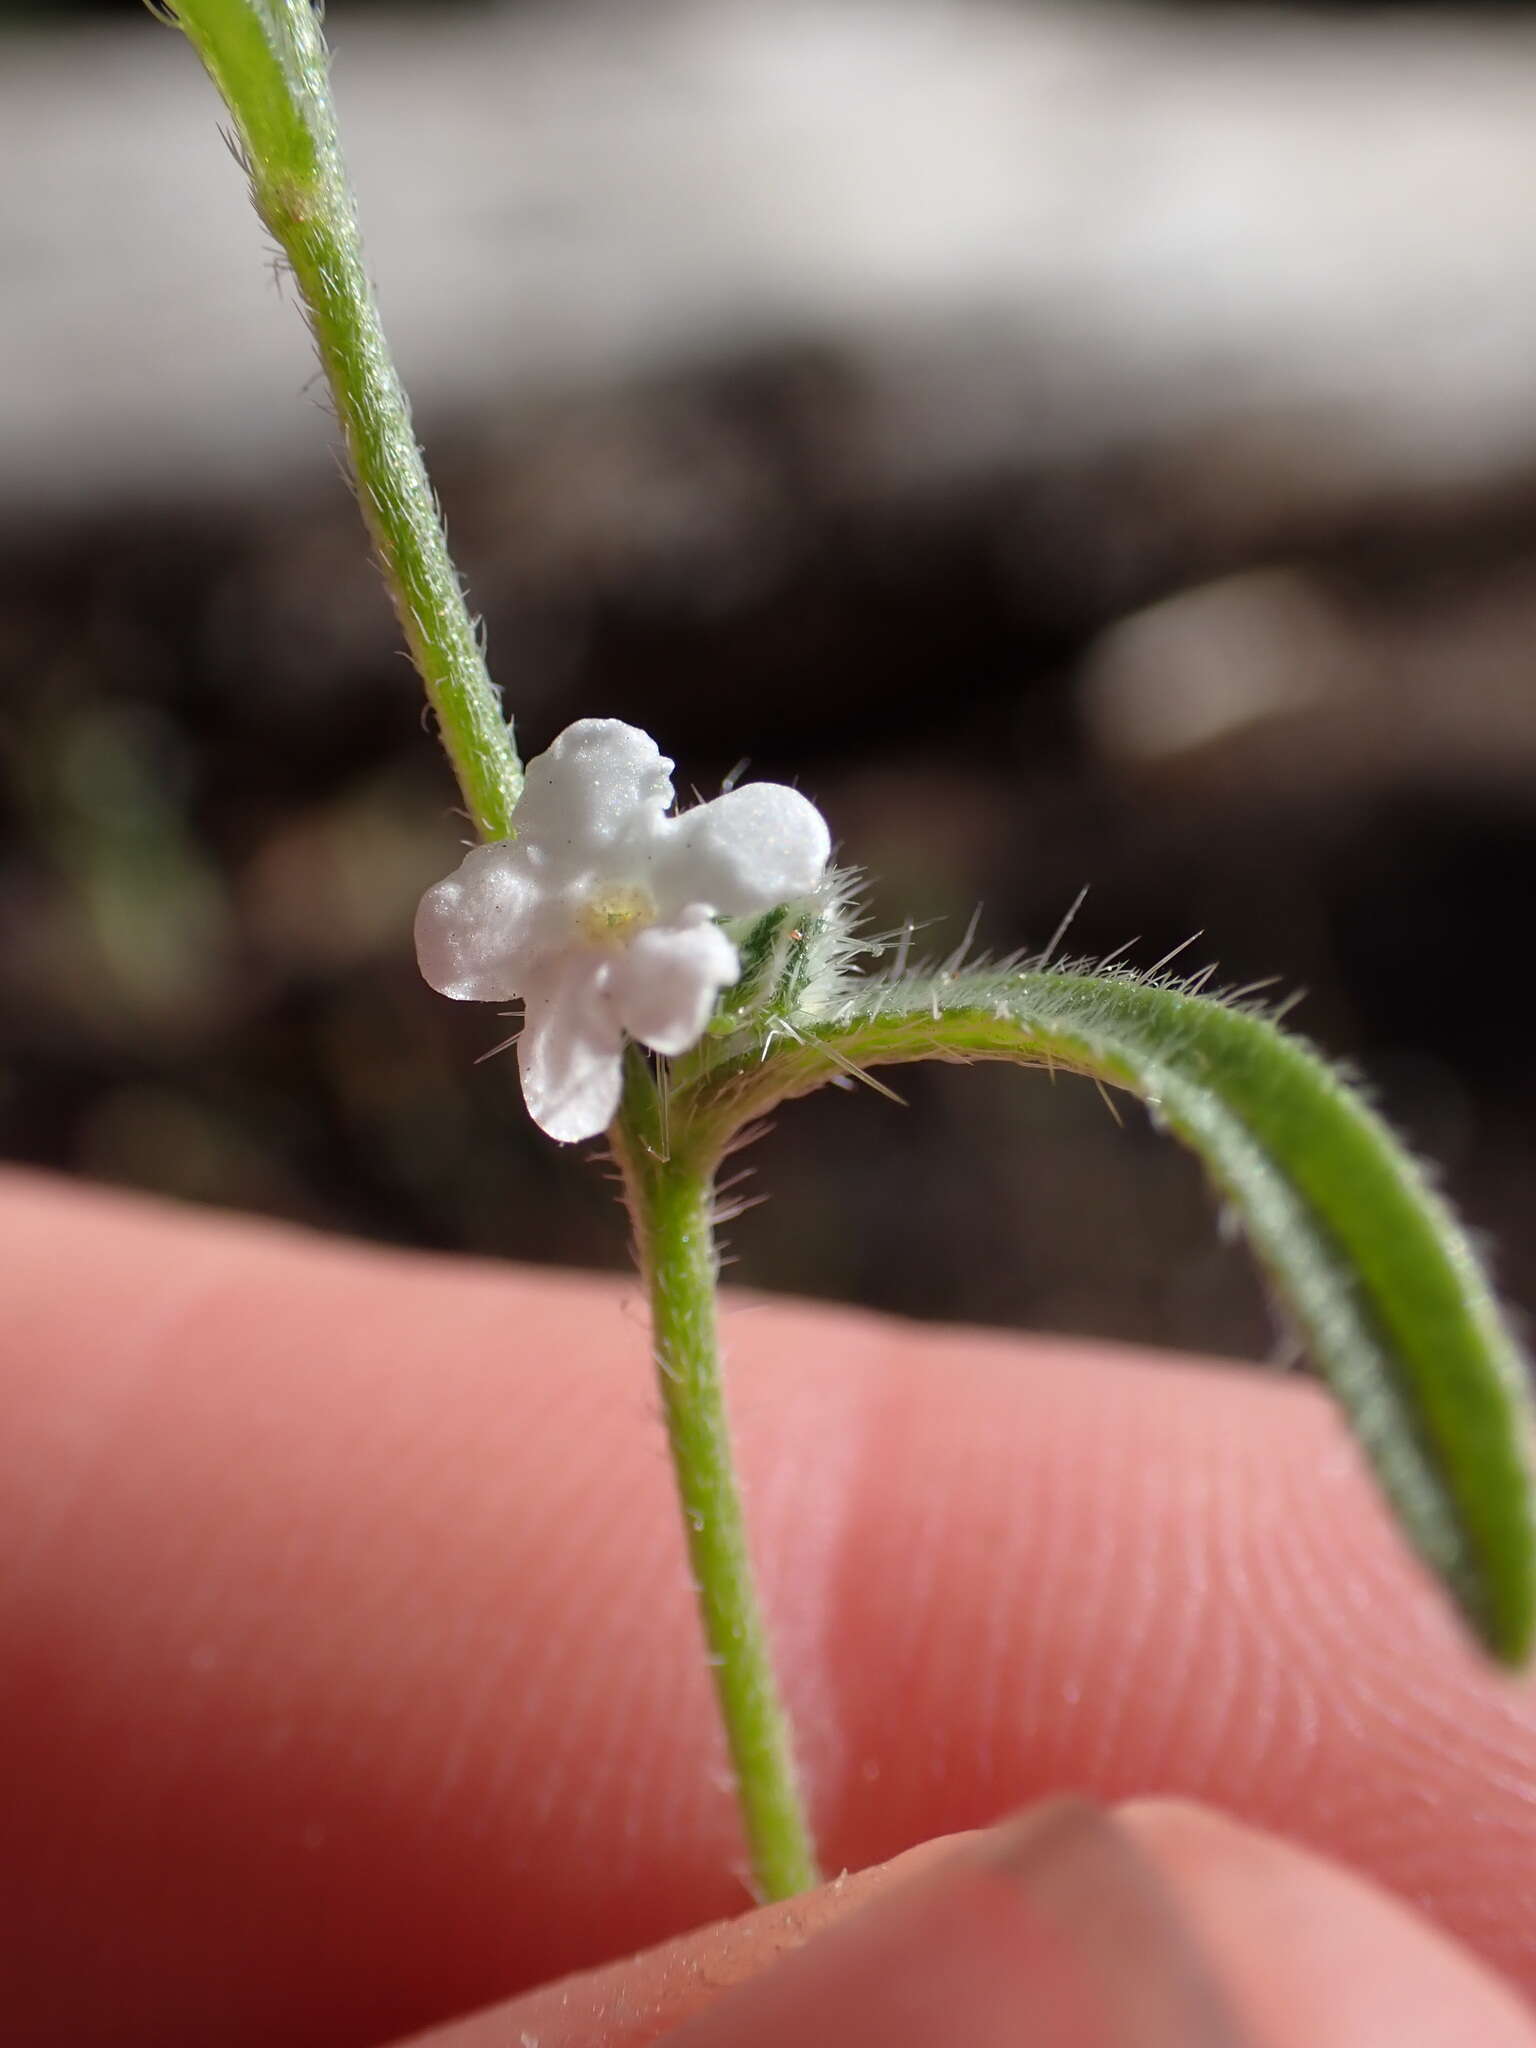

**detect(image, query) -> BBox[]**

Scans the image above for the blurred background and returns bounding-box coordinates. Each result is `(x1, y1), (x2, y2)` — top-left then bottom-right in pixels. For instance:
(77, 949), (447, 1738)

(3, 0), (1536, 1361)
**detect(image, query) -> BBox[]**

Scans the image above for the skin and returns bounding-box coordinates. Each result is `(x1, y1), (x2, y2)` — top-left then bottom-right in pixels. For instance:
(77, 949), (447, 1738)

(2, 1167), (1535, 2046)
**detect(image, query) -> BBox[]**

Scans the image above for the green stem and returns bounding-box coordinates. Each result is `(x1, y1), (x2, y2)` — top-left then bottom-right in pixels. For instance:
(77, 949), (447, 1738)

(164, 0), (810, 1884)
(164, 0), (522, 837)
(614, 1070), (821, 1899)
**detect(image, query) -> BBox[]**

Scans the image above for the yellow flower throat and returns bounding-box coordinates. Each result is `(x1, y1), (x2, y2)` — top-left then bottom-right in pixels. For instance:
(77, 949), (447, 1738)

(575, 882), (657, 947)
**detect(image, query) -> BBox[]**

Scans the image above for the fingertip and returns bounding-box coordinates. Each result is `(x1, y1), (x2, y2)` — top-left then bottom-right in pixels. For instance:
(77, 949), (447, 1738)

(654, 1801), (1247, 2048)
(607, 1801), (1536, 2048)
(8, 1173), (1536, 2042)
(1124, 1799), (1536, 2047)
(386, 1834), (979, 2047)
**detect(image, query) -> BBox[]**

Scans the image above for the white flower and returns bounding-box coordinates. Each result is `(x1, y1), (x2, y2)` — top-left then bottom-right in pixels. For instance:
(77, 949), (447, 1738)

(416, 719), (832, 1142)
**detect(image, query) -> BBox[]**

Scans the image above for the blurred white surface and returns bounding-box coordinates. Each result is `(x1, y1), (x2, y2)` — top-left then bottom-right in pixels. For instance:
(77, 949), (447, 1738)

(6, 0), (1536, 511)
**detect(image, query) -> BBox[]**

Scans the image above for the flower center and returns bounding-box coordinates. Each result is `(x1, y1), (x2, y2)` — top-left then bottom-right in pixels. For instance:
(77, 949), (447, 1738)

(574, 881), (657, 948)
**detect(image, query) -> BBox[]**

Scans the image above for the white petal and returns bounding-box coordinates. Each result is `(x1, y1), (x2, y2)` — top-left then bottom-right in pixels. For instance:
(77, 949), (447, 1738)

(514, 719), (675, 875)
(611, 915), (740, 1056)
(517, 952), (625, 1143)
(653, 782), (831, 919)
(415, 842), (559, 1001)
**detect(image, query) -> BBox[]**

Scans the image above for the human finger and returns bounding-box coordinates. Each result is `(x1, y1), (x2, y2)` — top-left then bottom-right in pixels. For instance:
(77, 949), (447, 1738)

(388, 1833), (973, 2047)
(394, 1802), (1536, 2048)
(2, 1170), (1534, 2048)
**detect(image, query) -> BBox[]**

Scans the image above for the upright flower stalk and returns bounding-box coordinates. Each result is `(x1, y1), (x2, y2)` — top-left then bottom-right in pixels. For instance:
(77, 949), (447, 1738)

(417, 718), (831, 1888)
(166, 0), (522, 839)
(614, 1063), (823, 1899)
(162, 0), (825, 1897)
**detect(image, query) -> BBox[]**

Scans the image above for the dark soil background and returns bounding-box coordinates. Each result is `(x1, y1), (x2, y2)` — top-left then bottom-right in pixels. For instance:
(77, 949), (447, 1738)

(4, 2), (1535, 1364)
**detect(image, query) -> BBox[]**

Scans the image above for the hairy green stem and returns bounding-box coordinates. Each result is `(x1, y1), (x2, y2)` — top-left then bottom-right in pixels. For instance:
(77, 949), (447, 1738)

(165, 0), (810, 1878)
(165, 0), (522, 836)
(614, 1069), (821, 1899)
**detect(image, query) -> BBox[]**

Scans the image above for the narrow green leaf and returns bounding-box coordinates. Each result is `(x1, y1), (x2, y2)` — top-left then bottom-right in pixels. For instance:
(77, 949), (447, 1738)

(679, 968), (1536, 1664)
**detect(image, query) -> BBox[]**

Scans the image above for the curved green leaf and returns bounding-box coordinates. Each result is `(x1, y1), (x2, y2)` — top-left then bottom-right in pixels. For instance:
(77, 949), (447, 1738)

(675, 967), (1536, 1665)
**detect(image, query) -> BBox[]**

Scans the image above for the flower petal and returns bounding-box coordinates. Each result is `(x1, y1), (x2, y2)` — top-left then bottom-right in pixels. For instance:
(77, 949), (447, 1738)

(414, 842), (558, 1002)
(611, 914), (740, 1057)
(653, 782), (831, 919)
(514, 719), (675, 875)
(517, 951), (625, 1143)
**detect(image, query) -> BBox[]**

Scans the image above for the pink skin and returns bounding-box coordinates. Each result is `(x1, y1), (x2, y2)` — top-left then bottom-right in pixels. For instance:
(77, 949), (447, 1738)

(2, 1168), (1534, 2046)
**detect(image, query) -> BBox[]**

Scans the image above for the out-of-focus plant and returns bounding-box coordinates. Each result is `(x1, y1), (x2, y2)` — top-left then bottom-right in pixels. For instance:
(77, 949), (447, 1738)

(157, 0), (1536, 1903)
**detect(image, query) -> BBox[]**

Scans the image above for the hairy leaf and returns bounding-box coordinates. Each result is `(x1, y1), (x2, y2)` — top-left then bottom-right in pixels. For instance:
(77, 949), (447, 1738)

(677, 966), (1536, 1664)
